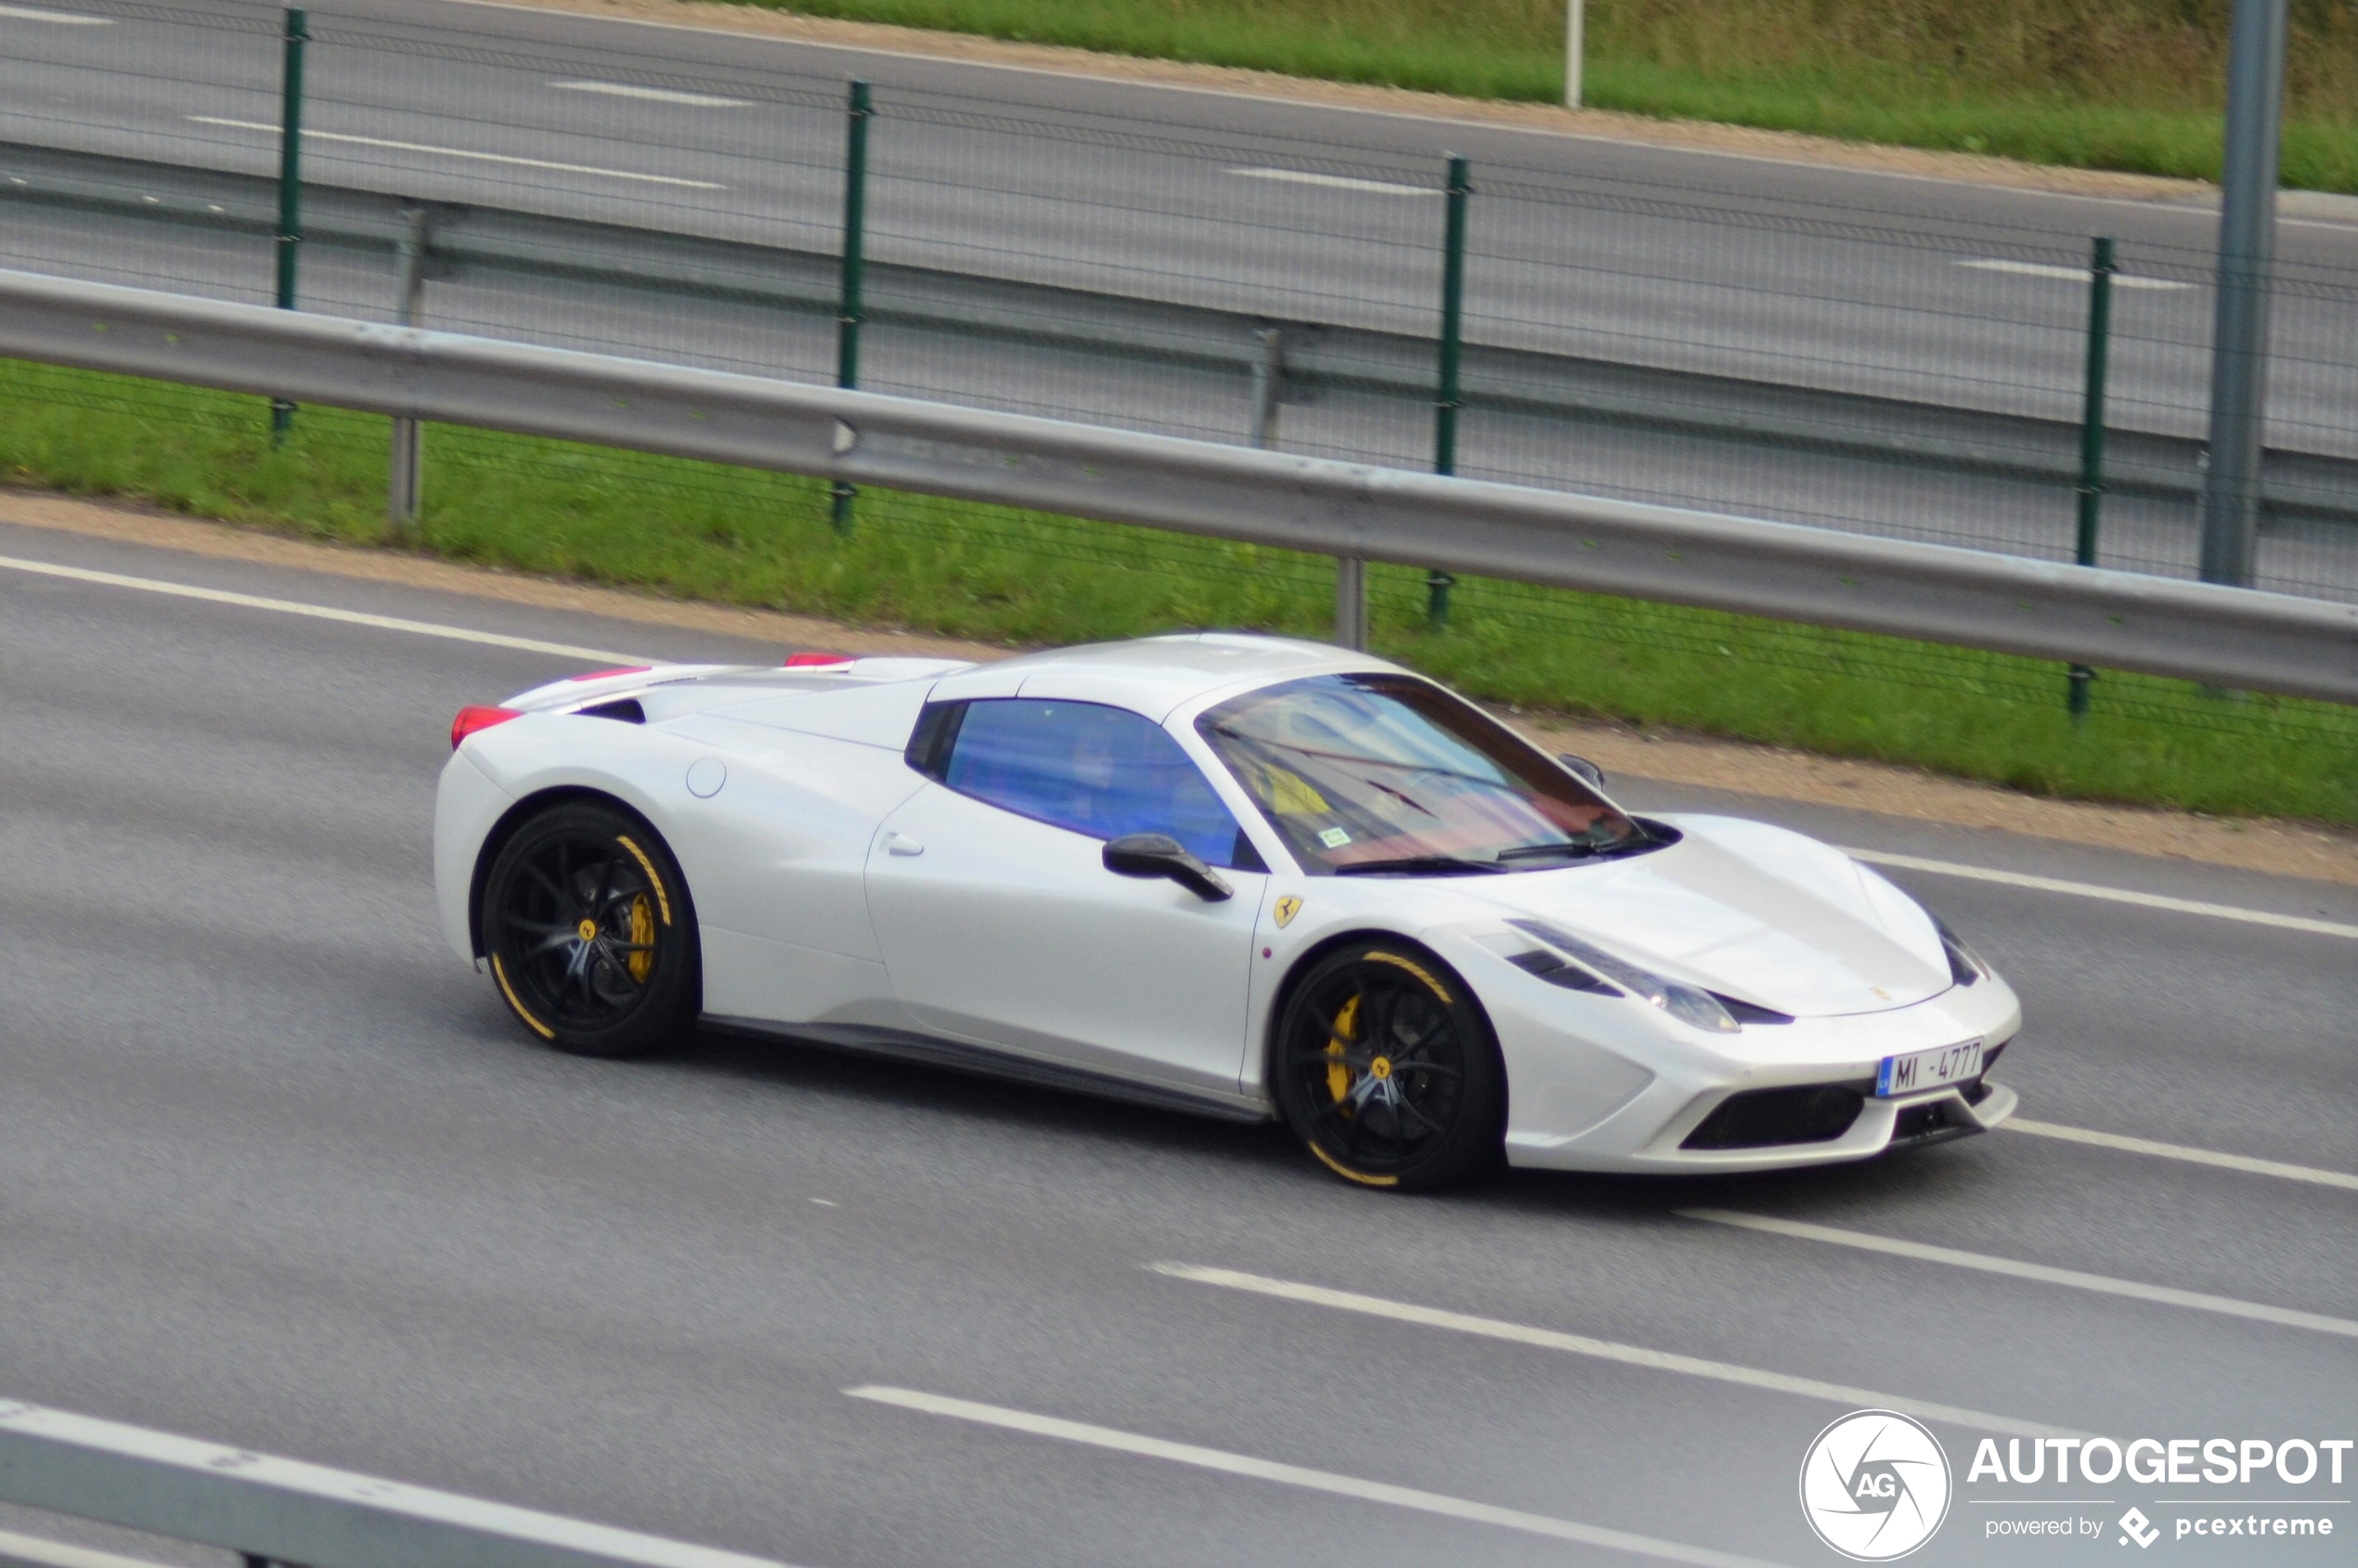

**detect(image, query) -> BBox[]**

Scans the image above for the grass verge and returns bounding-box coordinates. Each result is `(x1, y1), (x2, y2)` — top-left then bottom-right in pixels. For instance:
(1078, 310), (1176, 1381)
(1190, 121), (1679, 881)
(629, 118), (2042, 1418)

(5, 356), (2352, 825)
(724, 0), (2358, 192)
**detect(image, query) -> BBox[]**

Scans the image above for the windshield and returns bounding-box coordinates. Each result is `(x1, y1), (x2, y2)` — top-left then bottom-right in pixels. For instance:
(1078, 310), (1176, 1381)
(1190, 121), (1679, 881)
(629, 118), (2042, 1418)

(1196, 673), (1651, 875)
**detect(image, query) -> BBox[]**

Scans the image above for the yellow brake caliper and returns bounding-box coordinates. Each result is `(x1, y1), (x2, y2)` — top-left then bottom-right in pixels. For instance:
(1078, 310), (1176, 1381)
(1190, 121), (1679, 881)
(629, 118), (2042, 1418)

(628, 892), (654, 982)
(1326, 994), (1358, 1109)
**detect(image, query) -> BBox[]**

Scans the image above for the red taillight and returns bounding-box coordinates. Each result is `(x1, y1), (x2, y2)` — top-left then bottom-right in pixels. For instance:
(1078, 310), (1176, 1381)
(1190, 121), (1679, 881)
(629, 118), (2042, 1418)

(450, 706), (525, 750)
(784, 651), (855, 667)
(569, 665), (652, 682)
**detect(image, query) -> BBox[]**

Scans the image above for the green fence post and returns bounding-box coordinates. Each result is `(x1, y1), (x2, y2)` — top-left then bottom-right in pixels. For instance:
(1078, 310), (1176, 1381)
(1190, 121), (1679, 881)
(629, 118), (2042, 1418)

(831, 78), (871, 533)
(270, 6), (307, 442)
(1428, 153), (1471, 628)
(2067, 235), (2116, 719)
(387, 206), (430, 532)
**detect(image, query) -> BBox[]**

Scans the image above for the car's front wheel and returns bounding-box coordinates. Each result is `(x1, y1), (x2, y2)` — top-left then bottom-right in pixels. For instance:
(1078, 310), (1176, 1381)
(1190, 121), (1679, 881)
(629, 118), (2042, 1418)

(1273, 941), (1505, 1190)
(480, 800), (698, 1057)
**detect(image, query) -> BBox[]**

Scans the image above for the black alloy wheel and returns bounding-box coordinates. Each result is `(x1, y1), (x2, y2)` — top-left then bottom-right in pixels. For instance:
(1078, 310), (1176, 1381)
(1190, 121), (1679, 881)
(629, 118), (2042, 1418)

(1272, 941), (1505, 1190)
(480, 801), (698, 1057)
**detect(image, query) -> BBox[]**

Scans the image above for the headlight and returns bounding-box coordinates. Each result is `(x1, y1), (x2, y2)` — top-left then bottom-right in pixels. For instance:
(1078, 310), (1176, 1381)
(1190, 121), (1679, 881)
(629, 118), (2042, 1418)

(1934, 917), (1986, 987)
(1509, 917), (1739, 1033)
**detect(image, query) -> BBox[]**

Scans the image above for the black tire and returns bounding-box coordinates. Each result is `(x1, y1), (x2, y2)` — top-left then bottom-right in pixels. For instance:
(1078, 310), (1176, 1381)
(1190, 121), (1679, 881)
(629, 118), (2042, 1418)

(479, 800), (699, 1058)
(1271, 940), (1505, 1191)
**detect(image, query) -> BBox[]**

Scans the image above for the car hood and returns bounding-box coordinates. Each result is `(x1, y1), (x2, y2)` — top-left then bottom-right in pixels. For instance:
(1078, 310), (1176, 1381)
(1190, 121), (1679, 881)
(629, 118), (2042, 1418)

(1458, 814), (1951, 1017)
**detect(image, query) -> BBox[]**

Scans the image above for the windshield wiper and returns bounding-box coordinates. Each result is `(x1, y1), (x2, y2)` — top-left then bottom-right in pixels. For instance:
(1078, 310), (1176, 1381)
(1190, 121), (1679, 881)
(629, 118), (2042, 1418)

(1332, 855), (1507, 876)
(1495, 841), (1600, 862)
(1498, 823), (1664, 863)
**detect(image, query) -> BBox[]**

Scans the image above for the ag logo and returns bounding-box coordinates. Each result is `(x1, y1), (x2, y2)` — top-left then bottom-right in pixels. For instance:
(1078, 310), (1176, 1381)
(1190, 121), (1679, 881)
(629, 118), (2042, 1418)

(1798, 1410), (1951, 1561)
(1273, 895), (1302, 928)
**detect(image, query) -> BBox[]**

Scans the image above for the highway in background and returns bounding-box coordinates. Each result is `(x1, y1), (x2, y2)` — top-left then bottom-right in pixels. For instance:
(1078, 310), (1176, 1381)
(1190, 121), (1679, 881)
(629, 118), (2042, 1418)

(2, 518), (2351, 1567)
(1, 0), (2355, 448)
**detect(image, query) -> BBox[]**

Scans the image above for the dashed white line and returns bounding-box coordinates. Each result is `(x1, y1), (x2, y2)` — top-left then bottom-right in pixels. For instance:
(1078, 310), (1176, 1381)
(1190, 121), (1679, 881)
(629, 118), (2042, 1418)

(0, 3), (113, 20)
(1956, 258), (2193, 290)
(548, 80), (748, 108)
(0, 554), (644, 665)
(1226, 166), (1435, 197)
(185, 117), (727, 189)
(1843, 848), (2358, 940)
(1151, 1262), (2083, 1438)
(1679, 1209), (2358, 1340)
(2005, 1118), (2358, 1191)
(845, 1385), (1794, 1567)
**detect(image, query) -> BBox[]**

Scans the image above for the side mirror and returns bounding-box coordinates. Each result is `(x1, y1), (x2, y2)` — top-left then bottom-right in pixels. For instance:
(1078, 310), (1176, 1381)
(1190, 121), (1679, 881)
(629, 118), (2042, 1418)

(1558, 754), (1606, 790)
(1103, 833), (1233, 901)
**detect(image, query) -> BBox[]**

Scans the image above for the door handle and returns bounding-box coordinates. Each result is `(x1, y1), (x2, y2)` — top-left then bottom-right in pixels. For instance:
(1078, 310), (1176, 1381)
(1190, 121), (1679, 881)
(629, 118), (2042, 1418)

(885, 832), (925, 857)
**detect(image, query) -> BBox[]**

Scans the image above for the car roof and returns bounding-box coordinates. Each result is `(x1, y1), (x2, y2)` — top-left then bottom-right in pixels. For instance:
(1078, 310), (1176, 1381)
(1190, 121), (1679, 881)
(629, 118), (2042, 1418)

(924, 632), (1405, 720)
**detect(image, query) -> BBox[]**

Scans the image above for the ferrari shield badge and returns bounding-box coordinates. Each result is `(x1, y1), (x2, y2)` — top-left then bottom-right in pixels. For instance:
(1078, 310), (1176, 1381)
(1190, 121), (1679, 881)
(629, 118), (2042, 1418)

(1273, 895), (1302, 928)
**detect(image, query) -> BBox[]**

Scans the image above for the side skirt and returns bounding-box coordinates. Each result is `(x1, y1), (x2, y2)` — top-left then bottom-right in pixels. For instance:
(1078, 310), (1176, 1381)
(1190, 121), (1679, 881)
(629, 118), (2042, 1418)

(701, 1015), (1281, 1126)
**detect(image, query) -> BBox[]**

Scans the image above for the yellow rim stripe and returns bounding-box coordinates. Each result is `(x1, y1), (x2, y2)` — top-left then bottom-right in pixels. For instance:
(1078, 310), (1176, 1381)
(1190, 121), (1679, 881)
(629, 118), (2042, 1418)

(616, 834), (672, 926)
(490, 953), (555, 1040)
(1309, 1141), (1399, 1188)
(1367, 950), (1451, 1004)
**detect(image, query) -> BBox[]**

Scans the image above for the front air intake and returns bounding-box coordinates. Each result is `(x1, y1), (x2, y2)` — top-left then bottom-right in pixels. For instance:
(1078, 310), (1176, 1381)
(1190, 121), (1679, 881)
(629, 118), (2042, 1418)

(1681, 1082), (1870, 1149)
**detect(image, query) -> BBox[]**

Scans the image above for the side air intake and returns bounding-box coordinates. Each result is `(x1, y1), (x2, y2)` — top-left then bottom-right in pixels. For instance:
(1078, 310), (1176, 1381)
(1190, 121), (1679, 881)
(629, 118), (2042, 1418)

(1681, 1082), (1870, 1149)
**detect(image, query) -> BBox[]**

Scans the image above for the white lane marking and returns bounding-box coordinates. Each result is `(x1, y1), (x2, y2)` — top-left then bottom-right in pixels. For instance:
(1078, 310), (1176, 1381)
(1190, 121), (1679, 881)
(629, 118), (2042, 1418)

(185, 118), (726, 189)
(845, 1385), (1793, 1567)
(1151, 1262), (2083, 1438)
(0, 4), (114, 20)
(1842, 847), (2358, 940)
(0, 554), (644, 664)
(1956, 258), (2193, 290)
(1680, 1209), (2358, 1340)
(1226, 166), (1435, 197)
(2005, 1118), (2358, 1191)
(549, 80), (748, 108)
(807, 1198), (837, 1207)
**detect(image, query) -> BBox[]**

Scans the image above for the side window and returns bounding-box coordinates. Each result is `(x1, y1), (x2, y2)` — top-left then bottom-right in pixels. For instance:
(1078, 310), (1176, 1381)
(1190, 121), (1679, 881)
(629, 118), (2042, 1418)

(923, 699), (1257, 871)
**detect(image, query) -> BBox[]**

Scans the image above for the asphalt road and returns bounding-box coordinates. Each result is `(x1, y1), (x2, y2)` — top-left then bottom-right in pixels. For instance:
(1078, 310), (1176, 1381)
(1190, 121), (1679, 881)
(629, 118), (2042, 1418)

(2, 519), (2352, 1568)
(3, 0), (2356, 450)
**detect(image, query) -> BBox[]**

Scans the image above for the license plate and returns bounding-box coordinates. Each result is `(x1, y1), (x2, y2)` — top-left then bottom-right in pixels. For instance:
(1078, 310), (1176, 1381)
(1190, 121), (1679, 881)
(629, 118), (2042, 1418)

(1875, 1041), (1984, 1098)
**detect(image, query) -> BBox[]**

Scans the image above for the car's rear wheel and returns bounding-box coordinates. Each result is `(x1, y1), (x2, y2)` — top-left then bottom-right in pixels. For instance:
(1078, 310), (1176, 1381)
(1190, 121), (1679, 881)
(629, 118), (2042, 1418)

(1273, 941), (1505, 1190)
(480, 801), (697, 1057)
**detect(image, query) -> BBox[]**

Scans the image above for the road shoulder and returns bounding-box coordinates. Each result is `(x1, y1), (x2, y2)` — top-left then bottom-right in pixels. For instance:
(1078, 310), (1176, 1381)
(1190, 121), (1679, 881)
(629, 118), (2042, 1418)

(8, 485), (2352, 888)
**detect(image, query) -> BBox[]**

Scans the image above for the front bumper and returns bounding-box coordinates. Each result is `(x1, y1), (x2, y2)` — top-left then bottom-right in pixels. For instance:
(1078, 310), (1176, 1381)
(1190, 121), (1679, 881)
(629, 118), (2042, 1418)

(1665, 1074), (2017, 1171)
(1510, 1069), (2018, 1174)
(1466, 935), (2026, 1174)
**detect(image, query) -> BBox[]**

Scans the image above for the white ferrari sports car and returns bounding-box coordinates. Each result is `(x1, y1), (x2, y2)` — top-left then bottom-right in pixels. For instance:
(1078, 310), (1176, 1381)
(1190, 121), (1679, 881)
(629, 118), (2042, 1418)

(435, 633), (2019, 1189)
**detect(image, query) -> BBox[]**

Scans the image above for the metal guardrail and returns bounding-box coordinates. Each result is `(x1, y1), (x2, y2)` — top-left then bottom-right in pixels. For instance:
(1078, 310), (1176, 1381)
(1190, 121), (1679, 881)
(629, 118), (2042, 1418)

(0, 1399), (795, 1568)
(4, 267), (2352, 704)
(6, 140), (2351, 528)
(0, 1524), (173, 1568)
